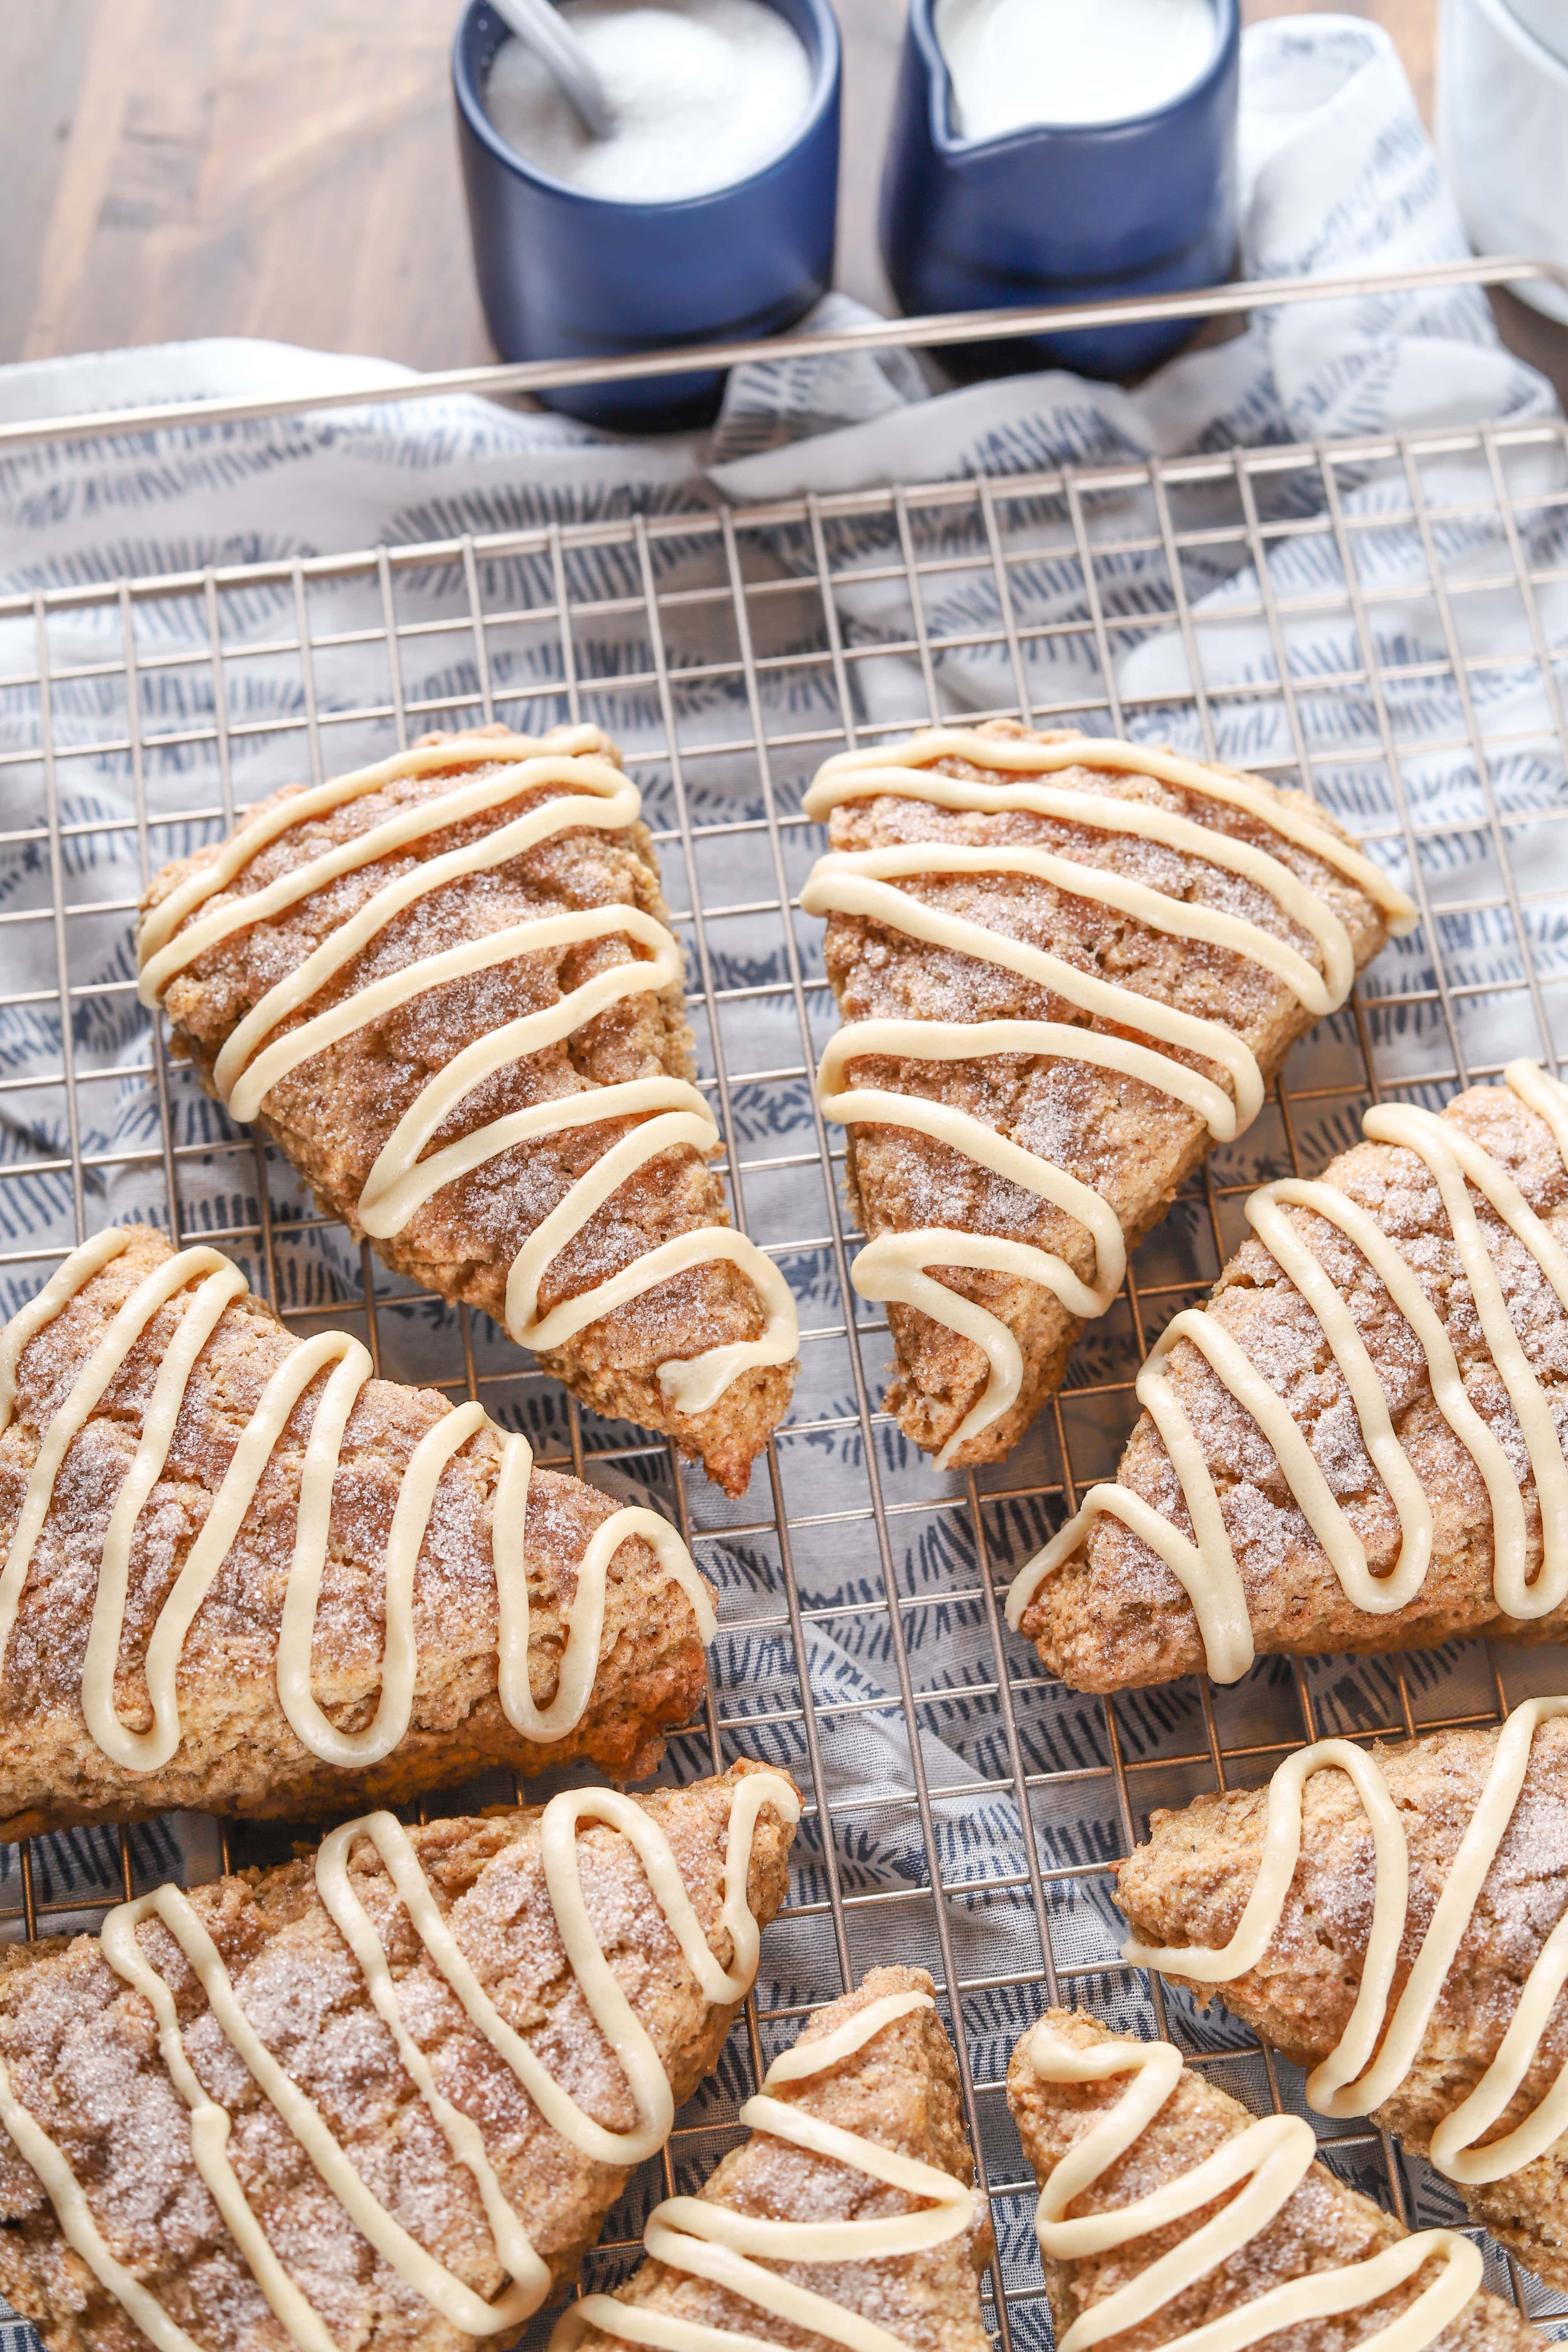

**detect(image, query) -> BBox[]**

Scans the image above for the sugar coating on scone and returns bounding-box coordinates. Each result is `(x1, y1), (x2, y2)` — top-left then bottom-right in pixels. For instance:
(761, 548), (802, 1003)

(804, 723), (1404, 1470)
(1113, 1710), (1568, 2290)
(1008, 2006), (1539, 2352)
(0, 1224), (715, 1837)
(1015, 1068), (1568, 1691)
(138, 725), (797, 1497)
(0, 1763), (798, 2352)
(562, 1965), (993, 2352)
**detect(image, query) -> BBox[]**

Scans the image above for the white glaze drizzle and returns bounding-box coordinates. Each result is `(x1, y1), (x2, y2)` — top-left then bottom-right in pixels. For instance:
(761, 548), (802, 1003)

(1124, 1695), (1568, 2184)
(136, 731), (797, 1418)
(0, 1772), (800, 2349)
(802, 730), (1413, 1468)
(1006, 1057), (1568, 1678)
(1023, 2023), (1481, 2352)
(0, 1230), (716, 1772)
(554, 1988), (974, 2352)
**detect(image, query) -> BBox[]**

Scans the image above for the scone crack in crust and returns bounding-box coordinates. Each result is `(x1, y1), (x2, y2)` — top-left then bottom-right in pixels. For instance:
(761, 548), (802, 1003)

(1011, 1062), (1568, 1691)
(561, 1965), (993, 2352)
(0, 1763), (799, 2352)
(0, 1224), (716, 1837)
(1008, 2006), (1539, 2352)
(1112, 1706), (1568, 2291)
(802, 721), (1406, 1472)
(138, 724), (797, 1497)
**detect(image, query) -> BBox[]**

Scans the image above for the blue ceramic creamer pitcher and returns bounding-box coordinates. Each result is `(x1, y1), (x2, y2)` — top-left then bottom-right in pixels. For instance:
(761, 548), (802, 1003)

(880, 0), (1240, 379)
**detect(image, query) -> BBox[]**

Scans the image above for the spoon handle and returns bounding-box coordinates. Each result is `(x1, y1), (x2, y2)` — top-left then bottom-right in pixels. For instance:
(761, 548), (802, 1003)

(488, 0), (616, 140)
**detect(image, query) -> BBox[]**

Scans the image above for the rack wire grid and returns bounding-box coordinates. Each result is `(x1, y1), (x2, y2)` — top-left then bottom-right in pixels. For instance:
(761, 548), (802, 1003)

(2, 390), (1568, 2352)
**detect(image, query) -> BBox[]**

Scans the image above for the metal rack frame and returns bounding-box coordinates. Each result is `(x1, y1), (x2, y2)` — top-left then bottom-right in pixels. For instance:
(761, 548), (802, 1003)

(2, 263), (1568, 2347)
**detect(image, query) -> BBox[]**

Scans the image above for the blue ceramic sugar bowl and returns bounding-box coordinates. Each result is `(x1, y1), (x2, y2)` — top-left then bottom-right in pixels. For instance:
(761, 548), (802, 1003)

(453, 0), (841, 431)
(880, 0), (1240, 379)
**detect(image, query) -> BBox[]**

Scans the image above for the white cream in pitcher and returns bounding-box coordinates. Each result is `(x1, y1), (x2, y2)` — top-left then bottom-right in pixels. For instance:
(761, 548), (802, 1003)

(484, 0), (813, 202)
(936, 0), (1217, 138)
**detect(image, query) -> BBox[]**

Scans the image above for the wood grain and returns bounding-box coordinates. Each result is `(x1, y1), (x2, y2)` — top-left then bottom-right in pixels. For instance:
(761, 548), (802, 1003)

(2, 0), (1563, 401)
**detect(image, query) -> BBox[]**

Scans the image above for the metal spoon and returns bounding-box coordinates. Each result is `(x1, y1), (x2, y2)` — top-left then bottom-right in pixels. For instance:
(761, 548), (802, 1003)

(488, 0), (616, 139)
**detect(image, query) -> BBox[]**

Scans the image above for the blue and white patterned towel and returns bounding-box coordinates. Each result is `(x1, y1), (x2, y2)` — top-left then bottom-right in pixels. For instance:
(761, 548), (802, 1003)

(1, 19), (1566, 2350)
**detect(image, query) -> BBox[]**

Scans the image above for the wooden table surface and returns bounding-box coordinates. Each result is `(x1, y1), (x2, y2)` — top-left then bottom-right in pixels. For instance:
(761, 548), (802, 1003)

(4, 0), (1564, 399)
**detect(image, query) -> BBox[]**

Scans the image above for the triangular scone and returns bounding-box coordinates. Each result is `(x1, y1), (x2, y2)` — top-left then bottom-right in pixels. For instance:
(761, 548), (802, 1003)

(1009, 1062), (1568, 1691)
(1113, 1698), (1568, 2289)
(1009, 2006), (1539, 2352)
(0, 1223), (719, 1839)
(138, 724), (798, 1497)
(0, 1761), (799, 2352)
(801, 723), (1410, 1470)
(557, 1965), (993, 2351)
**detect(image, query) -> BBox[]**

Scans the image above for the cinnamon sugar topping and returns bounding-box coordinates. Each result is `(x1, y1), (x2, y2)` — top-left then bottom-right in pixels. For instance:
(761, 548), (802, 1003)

(0, 1773), (800, 2348)
(555, 1989), (972, 2352)
(138, 731), (798, 1417)
(1008, 1058), (1568, 1677)
(1022, 2024), (1480, 2352)
(0, 1230), (716, 1773)
(804, 730), (1415, 1468)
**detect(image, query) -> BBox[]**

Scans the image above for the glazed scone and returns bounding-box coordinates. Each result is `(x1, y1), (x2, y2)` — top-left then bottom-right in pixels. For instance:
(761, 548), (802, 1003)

(1113, 1703), (1568, 2288)
(0, 1224), (717, 1838)
(0, 1761), (799, 2352)
(559, 1966), (993, 2351)
(801, 723), (1410, 1470)
(1009, 2006), (1540, 2352)
(138, 724), (798, 1498)
(1011, 1062), (1568, 1690)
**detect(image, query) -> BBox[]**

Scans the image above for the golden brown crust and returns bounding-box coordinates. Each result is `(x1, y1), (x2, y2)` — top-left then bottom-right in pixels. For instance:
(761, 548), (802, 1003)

(569, 1966), (992, 2352)
(0, 1224), (713, 1837)
(140, 725), (795, 1498)
(1007, 2006), (1539, 2352)
(0, 1762), (797, 2352)
(1113, 1715), (1568, 2288)
(820, 723), (1396, 1469)
(1019, 1080), (1568, 1690)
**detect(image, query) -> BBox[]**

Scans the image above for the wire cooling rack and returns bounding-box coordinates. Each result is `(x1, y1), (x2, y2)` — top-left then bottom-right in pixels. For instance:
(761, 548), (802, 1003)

(3, 364), (1568, 2350)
